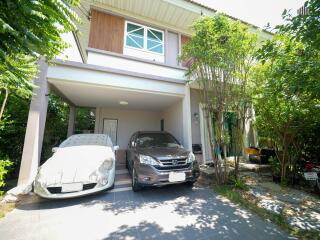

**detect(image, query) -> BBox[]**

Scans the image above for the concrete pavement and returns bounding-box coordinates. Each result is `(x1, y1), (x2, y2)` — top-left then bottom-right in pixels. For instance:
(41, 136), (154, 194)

(0, 183), (291, 240)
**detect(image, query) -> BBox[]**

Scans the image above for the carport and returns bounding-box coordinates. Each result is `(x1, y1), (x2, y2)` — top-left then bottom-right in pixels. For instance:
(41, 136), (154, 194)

(18, 60), (192, 186)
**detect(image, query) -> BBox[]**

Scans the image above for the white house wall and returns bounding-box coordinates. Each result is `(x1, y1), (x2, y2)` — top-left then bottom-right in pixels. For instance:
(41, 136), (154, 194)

(190, 89), (201, 145)
(87, 51), (186, 80)
(47, 62), (186, 98)
(96, 107), (162, 149)
(161, 100), (184, 146)
(58, 32), (83, 63)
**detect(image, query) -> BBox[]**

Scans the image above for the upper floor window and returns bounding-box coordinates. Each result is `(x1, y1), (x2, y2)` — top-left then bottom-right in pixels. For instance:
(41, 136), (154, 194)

(125, 21), (164, 55)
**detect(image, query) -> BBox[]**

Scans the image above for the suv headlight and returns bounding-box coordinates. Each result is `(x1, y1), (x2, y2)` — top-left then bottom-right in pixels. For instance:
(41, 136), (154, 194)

(139, 155), (159, 165)
(186, 152), (195, 163)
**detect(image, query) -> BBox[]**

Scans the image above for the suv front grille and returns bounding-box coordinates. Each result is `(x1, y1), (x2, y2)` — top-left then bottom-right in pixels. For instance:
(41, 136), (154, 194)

(154, 158), (190, 171)
(160, 158), (187, 166)
(154, 163), (191, 171)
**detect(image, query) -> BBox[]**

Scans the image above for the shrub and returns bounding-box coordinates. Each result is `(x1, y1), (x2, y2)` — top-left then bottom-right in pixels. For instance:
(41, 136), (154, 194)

(229, 176), (249, 190)
(0, 158), (13, 195)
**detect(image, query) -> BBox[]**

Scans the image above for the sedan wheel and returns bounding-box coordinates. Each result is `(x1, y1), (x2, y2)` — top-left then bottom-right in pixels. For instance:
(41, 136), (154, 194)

(132, 167), (141, 192)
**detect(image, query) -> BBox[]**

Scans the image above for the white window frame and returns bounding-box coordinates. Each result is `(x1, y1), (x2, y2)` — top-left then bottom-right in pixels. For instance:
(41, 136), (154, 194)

(124, 20), (164, 56)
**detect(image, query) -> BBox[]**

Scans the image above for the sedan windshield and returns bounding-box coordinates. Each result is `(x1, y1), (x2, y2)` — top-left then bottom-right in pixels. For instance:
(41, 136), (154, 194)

(59, 134), (113, 148)
(136, 133), (180, 148)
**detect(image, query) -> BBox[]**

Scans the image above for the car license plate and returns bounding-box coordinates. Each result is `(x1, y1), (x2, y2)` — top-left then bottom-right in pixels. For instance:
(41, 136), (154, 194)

(61, 183), (83, 193)
(304, 172), (318, 181)
(169, 172), (186, 183)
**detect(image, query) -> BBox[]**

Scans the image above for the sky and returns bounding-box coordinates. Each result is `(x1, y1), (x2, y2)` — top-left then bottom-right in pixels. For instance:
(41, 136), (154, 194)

(195, 0), (306, 29)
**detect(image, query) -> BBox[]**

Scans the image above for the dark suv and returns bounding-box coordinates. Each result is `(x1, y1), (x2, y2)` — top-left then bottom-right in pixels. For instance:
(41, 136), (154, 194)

(126, 131), (200, 191)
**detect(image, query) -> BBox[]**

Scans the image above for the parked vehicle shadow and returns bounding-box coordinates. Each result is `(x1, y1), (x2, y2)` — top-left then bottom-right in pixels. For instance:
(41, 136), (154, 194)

(15, 185), (290, 239)
(102, 186), (289, 240)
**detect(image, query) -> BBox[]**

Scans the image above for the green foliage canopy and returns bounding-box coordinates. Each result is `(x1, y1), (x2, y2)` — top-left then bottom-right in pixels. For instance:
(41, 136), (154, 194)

(0, 0), (80, 60)
(0, 0), (80, 95)
(254, 33), (320, 181)
(278, 0), (320, 50)
(0, 0), (81, 184)
(180, 14), (258, 182)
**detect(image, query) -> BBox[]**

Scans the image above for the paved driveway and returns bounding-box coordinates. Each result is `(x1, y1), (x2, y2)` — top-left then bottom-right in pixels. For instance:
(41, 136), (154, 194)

(0, 187), (291, 240)
(0, 161), (291, 240)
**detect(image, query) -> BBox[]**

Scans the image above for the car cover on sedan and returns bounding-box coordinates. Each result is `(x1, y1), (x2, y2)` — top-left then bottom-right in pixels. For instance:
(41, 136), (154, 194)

(37, 145), (114, 186)
(34, 134), (117, 198)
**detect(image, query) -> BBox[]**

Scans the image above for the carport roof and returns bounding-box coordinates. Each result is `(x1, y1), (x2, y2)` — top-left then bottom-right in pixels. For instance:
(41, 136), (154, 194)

(47, 60), (185, 110)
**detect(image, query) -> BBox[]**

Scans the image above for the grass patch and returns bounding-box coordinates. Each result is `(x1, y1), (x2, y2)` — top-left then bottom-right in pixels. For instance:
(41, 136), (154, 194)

(0, 196), (16, 219)
(212, 184), (320, 240)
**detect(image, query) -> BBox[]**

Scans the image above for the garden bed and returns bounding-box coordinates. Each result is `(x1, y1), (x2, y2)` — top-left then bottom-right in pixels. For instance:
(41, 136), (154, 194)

(212, 172), (320, 240)
(0, 196), (16, 219)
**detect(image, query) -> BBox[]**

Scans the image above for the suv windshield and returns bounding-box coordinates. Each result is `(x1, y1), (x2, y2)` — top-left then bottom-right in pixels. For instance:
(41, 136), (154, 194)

(136, 133), (180, 148)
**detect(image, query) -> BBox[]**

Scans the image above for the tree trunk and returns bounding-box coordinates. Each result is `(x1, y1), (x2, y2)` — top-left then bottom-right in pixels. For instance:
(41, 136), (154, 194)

(281, 135), (288, 184)
(205, 109), (221, 184)
(217, 110), (227, 183)
(0, 87), (9, 121)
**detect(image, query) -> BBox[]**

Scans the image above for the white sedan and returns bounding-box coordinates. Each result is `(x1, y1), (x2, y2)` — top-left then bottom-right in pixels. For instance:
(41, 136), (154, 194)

(34, 134), (118, 199)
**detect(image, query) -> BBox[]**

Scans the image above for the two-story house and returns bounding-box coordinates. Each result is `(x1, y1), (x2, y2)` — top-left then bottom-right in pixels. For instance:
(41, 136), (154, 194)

(17, 0), (271, 187)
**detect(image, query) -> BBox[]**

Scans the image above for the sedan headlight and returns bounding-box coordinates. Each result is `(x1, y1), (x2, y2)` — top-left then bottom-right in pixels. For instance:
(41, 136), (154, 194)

(139, 155), (159, 165)
(89, 170), (108, 186)
(186, 152), (195, 163)
(98, 159), (113, 173)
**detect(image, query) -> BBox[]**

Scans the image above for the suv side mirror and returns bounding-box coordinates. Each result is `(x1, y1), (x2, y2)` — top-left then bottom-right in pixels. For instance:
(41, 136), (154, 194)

(52, 147), (58, 153)
(113, 145), (119, 151)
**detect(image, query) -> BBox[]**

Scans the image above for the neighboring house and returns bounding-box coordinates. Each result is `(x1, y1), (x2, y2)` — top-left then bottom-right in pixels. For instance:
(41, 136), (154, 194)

(18, 0), (270, 186)
(297, 4), (309, 15)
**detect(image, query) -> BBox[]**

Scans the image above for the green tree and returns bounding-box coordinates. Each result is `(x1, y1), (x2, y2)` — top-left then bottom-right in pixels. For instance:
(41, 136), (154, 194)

(0, 55), (37, 120)
(0, 157), (13, 195)
(0, 0), (80, 120)
(181, 14), (258, 183)
(254, 34), (320, 183)
(278, 0), (320, 50)
(0, 0), (80, 60)
(254, 0), (320, 184)
(0, 0), (81, 187)
(41, 95), (69, 162)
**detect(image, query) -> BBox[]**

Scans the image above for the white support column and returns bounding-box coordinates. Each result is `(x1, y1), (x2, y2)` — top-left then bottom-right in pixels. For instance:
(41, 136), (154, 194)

(94, 107), (100, 133)
(182, 86), (192, 151)
(18, 60), (49, 186)
(67, 105), (76, 137)
(199, 103), (213, 163)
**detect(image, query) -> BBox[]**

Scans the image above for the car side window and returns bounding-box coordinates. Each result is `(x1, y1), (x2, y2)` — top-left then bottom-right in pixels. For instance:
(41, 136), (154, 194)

(131, 134), (137, 148)
(129, 134), (136, 148)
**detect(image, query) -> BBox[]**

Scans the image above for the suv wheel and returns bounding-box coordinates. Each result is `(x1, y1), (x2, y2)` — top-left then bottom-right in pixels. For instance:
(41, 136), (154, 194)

(132, 167), (141, 192)
(186, 181), (195, 187)
(125, 152), (129, 169)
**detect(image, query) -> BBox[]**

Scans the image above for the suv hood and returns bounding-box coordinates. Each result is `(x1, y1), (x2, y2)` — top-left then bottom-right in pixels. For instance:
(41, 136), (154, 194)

(137, 147), (189, 160)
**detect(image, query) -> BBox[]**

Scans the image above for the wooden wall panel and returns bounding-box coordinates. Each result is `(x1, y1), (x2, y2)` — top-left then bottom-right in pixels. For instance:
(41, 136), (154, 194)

(181, 35), (192, 67)
(89, 10), (124, 54)
(181, 35), (191, 46)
